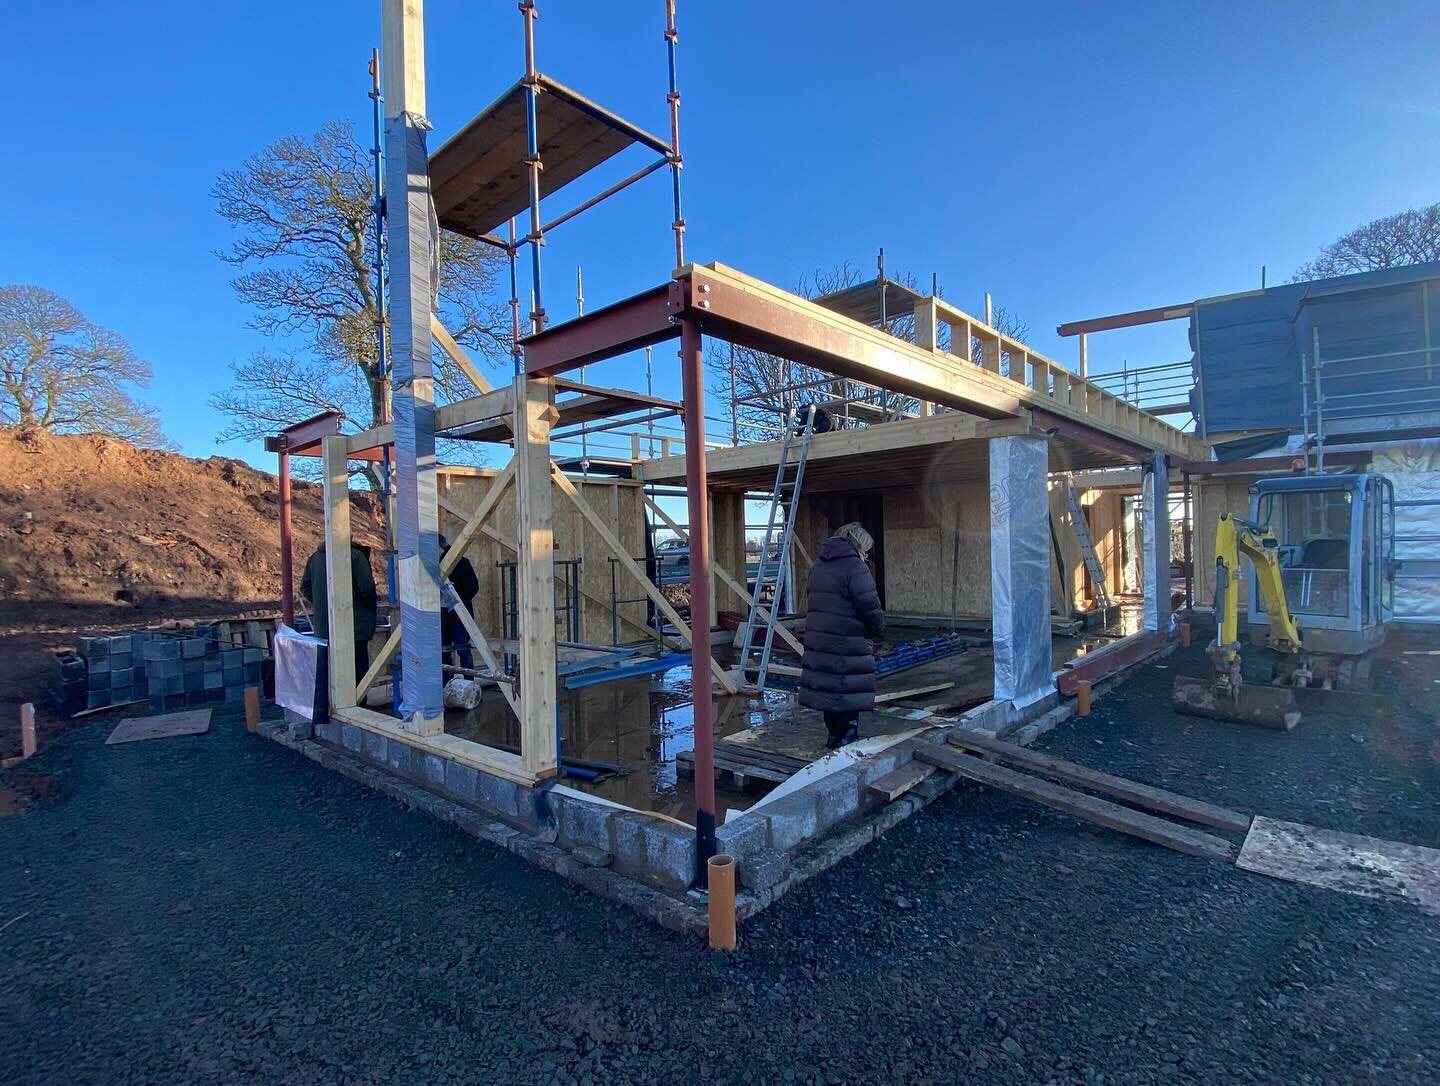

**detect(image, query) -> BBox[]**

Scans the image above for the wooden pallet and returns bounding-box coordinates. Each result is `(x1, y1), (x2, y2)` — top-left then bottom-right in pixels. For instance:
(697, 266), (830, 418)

(916, 740), (1245, 863)
(676, 742), (811, 791)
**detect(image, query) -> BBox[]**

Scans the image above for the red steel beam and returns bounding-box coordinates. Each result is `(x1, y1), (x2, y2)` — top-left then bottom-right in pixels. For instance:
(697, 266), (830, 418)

(1056, 303), (1195, 338)
(522, 284), (678, 376)
(1056, 631), (1167, 696)
(264, 410), (344, 455)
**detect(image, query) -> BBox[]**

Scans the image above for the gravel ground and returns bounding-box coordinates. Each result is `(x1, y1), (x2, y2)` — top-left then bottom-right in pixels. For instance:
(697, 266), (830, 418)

(2, 636), (1438, 1085)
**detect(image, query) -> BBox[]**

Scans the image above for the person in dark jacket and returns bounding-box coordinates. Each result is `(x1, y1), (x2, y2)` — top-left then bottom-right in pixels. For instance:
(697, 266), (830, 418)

(799, 522), (884, 748)
(440, 535), (479, 671)
(300, 541), (379, 676)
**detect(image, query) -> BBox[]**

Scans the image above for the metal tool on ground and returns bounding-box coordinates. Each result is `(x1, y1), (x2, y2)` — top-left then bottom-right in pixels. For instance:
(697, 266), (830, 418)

(1172, 473), (1397, 728)
(1064, 478), (1111, 609)
(735, 404), (817, 690)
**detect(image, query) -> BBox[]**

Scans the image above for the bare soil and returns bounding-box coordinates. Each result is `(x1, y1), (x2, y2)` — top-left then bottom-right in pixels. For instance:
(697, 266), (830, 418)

(0, 427), (382, 757)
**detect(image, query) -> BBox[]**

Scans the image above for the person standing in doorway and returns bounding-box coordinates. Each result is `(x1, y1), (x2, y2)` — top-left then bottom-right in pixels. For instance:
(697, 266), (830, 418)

(440, 535), (479, 671)
(300, 540), (379, 677)
(799, 521), (884, 748)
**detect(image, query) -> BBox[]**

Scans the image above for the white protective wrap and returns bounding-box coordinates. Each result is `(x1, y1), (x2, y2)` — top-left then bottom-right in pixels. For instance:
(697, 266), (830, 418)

(990, 436), (1052, 707)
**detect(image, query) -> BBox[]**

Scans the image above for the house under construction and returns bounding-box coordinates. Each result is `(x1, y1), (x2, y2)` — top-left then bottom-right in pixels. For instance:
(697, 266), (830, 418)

(261, 1), (1440, 928)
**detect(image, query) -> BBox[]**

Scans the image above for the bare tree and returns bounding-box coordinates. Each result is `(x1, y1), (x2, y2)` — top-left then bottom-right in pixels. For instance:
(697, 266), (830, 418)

(211, 120), (511, 449)
(0, 285), (172, 449)
(1293, 202), (1440, 282)
(706, 263), (1028, 442)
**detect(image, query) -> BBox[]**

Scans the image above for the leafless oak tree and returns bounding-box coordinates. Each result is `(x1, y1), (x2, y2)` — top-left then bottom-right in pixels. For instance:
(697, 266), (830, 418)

(211, 121), (510, 450)
(1293, 202), (1440, 281)
(0, 284), (172, 449)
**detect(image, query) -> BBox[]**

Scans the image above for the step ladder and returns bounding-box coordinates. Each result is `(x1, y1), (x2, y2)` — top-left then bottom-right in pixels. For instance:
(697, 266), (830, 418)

(1064, 479), (1112, 609)
(735, 405), (817, 689)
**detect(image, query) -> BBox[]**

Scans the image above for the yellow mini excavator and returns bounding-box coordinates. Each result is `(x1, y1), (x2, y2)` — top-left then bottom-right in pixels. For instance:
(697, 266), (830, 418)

(1172, 473), (1397, 729)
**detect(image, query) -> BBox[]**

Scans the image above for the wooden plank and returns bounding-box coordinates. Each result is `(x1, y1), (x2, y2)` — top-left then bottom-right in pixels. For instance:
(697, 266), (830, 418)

(947, 731), (1252, 834)
(867, 761), (936, 802)
(643, 495), (805, 659)
(435, 386), (516, 435)
(332, 704), (539, 786)
(874, 682), (955, 704)
(107, 709), (212, 745)
(322, 436), (357, 710)
(347, 423), (394, 454)
(382, 0), (425, 117)
(1237, 816), (1440, 917)
(552, 466), (738, 694)
(514, 376), (559, 778)
(915, 746), (1238, 862)
(431, 314), (495, 394)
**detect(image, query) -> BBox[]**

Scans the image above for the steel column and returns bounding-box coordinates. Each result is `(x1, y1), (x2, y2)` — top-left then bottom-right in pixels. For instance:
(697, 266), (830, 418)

(279, 448), (295, 626)
(680, 318), (716, 883)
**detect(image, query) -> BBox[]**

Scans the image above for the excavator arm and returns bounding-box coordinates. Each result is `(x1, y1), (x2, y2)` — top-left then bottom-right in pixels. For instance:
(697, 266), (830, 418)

(1173, 513), (1303, 729)
(1213, 513), (1302, 659)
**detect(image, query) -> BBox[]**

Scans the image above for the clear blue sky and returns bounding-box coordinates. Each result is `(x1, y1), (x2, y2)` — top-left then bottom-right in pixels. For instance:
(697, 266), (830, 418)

(5, 1), (1438, 470)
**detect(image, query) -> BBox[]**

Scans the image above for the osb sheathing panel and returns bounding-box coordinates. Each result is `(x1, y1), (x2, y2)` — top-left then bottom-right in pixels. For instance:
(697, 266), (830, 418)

(710, 490), (747, 615)
(882, 481), (993, 617)
(437, 470), (647, 646)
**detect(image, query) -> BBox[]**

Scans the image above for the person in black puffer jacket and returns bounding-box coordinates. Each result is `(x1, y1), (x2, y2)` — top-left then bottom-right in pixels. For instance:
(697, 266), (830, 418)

(799, 522), (885, 748)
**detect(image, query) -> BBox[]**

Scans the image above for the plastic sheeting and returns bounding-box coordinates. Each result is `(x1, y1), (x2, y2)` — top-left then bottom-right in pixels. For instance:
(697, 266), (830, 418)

(273, 623), (325, 720)
(1191, 262), (1440, 435)
(384, 111), (445, 722)
(990, 436), (1052, 708)
(1373, 439), (1440, 622)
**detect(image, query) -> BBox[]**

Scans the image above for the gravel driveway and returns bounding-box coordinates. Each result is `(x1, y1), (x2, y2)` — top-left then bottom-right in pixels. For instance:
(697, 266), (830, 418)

(2, 639), (1437, 1085)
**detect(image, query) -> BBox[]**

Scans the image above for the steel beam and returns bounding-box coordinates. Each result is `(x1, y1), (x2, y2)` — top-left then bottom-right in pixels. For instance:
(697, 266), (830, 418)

(1057, 303), (1195, 338)
(522, 284), (678, 376)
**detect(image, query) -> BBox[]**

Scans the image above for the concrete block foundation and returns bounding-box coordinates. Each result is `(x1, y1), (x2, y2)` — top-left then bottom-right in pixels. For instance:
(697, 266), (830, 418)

(255, 633), (1170, 933)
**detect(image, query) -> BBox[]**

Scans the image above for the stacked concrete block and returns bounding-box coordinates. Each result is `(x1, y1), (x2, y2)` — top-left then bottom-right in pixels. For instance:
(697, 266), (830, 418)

(144, 637), (186, 711)
(49, 651), (88, 717)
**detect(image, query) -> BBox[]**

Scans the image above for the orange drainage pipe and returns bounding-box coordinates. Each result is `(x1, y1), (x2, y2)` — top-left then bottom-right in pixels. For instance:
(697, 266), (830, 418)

(20, 703), (37, 759)
(1179, 622), (1192, 648)
(244, 688), (261, 735)
(707, 854), (736, 951)
(1076, 680), (1092, 717)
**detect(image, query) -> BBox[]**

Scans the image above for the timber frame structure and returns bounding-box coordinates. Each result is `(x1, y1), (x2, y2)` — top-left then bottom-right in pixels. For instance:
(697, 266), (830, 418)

(287, 0), (1202, 895)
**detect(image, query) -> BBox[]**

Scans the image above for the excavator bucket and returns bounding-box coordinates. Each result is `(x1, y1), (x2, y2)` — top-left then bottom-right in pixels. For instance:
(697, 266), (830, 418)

(1172, 674), (1301, 730)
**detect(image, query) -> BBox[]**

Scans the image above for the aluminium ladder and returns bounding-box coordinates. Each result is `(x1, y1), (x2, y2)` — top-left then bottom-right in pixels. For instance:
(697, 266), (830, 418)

(736, 405), (817, 689)
(1064, 479), (1112, 609)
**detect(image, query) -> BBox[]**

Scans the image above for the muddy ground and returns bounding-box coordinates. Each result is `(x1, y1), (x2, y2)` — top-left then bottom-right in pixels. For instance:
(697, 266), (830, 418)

(1, 632), (1437, 1084)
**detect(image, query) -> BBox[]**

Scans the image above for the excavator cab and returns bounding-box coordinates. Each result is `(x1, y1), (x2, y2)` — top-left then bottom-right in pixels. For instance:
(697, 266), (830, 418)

(1246, 473), (1396, 687)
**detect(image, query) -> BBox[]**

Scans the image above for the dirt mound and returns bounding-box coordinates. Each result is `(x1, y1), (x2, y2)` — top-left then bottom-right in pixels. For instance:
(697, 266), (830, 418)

(0, 427), (383, 757)
(0, 427), (381, 631)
